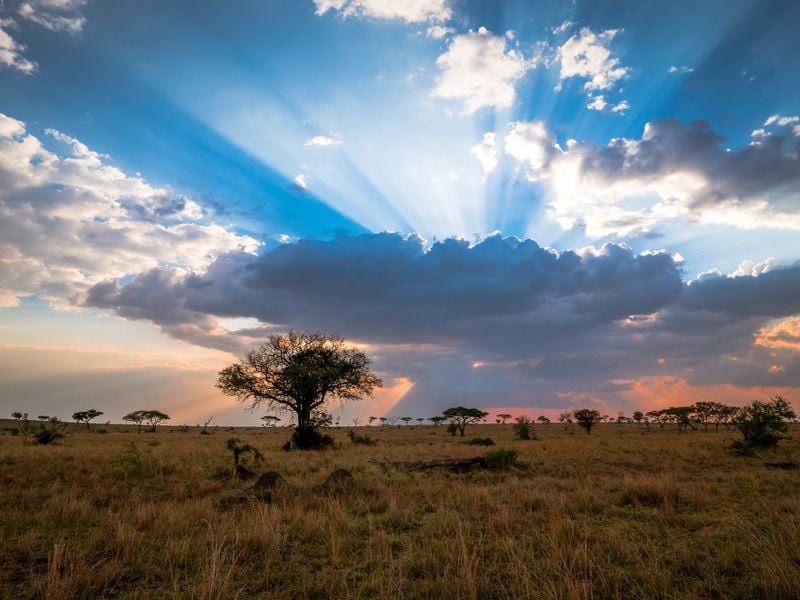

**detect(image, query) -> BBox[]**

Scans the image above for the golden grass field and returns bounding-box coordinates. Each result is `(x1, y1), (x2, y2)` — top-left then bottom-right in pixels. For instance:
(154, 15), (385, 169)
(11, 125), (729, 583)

(1, 420), (799, 599)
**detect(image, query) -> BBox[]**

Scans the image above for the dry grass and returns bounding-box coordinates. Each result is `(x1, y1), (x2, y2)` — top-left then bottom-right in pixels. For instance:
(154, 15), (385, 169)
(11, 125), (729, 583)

(1, 421), (799, 598)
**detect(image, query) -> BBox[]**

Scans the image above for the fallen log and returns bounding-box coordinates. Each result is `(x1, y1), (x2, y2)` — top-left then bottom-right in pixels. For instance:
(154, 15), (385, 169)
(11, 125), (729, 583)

(369, 456), (487, 472)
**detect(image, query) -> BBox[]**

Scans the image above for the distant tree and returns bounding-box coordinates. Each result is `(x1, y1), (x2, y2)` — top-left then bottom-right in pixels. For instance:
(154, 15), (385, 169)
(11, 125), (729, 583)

(429, 416), (446, 428)
(663, 406), (696, 433)
(261, 415), (280, 427)
(733, 396), (794, 448)
(201, 416), (215, 434)
(379, 417), (388, 428)
(225, 437), (263, 479)
(616, 411), (625, 425)
(574, 409), (601, 434)
(513, 416), (535, 440)
(693, 401), (716, 432)
(496, 413), (512, 425)
(72, 409), (103, 430)
(11, 412), (23, 420)
(416, 418), (425, 426)
(400, 417), (413, 426)
(558, 410), (573, 430)
(123, 410), (147, 433)
(442, 406), (489, 437)
(632, 411), (644, 426)
(216, 331), (381, 449)
(368, 416), (377, 426)
(144, 410), (170, 432)
(537, 415), (550, 425)
(351, 417), (362, 427)
(38, 415), (50, 421)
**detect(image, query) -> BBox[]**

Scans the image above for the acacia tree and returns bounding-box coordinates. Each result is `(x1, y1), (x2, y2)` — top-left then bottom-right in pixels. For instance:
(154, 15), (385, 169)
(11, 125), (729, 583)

(442, 406), (488, 437)
(632, 411), (644, 426)
(537, 415), (550, 425)
(72, 409), (104, 430)
(733, 396), (795, 447)
(496, 413), (512, 425)
(123, 410), (170, 433)
(216, 331), (382, 449)
(574, 409), (601, 434)
(123, 410), (147, 433)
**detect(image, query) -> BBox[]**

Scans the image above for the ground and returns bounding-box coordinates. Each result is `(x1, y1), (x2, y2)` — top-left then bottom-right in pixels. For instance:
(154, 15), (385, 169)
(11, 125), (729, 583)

(0, 420), (799, 599)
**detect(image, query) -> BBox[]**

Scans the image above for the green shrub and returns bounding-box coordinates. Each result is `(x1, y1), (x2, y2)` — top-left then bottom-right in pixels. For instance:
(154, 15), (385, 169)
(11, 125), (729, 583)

(288, 425), (334, 450)
(733, 396), (794, 448)
(347, 429), (376, 445)
(485, 448), (521, 470)
(465, 437), (495, 446)
(513, 416), (536, 440)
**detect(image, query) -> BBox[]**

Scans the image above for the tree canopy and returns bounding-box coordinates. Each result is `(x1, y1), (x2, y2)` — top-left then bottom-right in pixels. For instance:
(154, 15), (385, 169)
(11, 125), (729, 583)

(442, 406), (488, 436)
(217, 331), (382, 447)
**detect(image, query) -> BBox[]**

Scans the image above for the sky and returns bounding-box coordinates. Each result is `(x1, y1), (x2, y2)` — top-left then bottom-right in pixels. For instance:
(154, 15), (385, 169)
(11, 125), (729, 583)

(1, 0), (799, 425)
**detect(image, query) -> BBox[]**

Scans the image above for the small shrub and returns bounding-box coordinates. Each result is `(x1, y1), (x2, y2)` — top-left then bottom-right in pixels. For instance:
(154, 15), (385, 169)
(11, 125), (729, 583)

(31, 417), (65, 445)
(513, 416), (536, 440)
(485, 448), (521, 470)
(288, 425), (334, 450)
(347, 429), (376, 445)
(465, 437), (495, 446)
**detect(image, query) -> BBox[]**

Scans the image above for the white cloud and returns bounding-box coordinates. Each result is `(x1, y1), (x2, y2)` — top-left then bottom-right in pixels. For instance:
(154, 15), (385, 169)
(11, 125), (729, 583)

(470, 132), (498, 175)
(504, 118), (800, 238)
(18, 0), (86, 34)
(314, 0), (452, 23)
(557, 27), (628, 92)
(765, 114), (800, 137)
(432, 27), (533, 113)
(552, 20), (574, 35)
(294, 173), (308, 189)
(304, 135), (342, 148)
(667, 65), (693, 74)
(611, 100), (629, 113)
(0, 18), (36, 73)
(0, 112), (260, 308)
(426, 24), (454, 39)
(504, 120), (556, 178)
(587, 95), (607, 111)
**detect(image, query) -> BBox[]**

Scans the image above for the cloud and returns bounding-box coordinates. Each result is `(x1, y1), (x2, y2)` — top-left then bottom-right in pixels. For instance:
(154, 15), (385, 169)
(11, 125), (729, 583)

(82, 232), (800, 413)
(470, 132), (498, 175)
(552, 20), (574, 35)
(432, 27), (533, 113)
(556, 27), (628, 93)
(304, 135), (342, 148)
(313, 0), (452, 23)
(293, 173), (308, 189)
(426, 24), (454, 39)
(18, 0), (87, 34)
(0, 17), (36, 73)
(667, 65), (694, 74)
(504, 117), (800, 237)
(0, 112), (260, 308)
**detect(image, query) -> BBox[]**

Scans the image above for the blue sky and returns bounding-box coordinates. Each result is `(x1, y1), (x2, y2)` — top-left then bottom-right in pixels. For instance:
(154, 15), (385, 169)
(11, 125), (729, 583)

(1, 0), (799, 424)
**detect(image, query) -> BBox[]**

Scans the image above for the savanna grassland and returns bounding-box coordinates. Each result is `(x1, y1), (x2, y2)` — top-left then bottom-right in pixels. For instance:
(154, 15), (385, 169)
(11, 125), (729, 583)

(1, 421), (799, 599)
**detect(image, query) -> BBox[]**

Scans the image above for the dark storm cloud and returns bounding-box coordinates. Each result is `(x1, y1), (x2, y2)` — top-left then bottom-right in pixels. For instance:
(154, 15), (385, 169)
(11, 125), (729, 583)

(85, 232), (800, 412)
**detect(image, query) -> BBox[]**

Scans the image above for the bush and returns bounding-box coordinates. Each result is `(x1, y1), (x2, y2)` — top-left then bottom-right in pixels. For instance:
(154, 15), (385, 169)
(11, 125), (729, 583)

(465, 437), (495, 446)
(347, 429), (376, 445)
(484, 448), (521, 470)
(733, 396), (794, 448)
(31, 417), (65, 445)
(288, 425), (334, 450)
(513, 416), (536, 440)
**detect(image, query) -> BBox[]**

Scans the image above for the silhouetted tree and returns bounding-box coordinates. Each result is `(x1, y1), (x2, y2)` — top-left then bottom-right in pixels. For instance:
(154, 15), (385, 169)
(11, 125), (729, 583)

(513, 416), (535, 440)
(663, 406), (695, 433)
(261, 415), (280, 427)
(429, 416), (446, 427)
(496, 413), (512, 425)
(216, 331), (381, 449)
(72, 409), (103, 430)
(632, 411), (644, 426)
(574, 409), (601, 434)
(733, 396), (794, 448)
(442, 406), (488, 437)
(123, 410), (147, 433)
(11, 412), (23, 420)
(558, 410), (573, 431)
(537, 415), (550, 425)
(401, 417), (412, 426)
